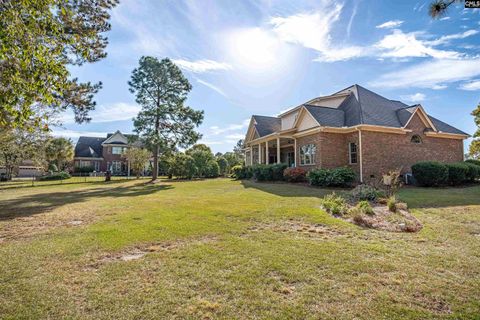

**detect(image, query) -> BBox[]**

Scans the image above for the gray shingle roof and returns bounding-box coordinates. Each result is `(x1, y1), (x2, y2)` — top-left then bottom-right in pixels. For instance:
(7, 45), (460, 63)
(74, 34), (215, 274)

(252, 115), (281, 137)
(304, 105), (345, 127)
(251, 85), (467, 137)
(74, 136), (106, 158)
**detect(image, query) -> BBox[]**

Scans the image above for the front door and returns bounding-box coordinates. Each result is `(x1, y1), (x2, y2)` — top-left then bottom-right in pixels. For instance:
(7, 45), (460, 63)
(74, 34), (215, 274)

(287, 152), (295, 167)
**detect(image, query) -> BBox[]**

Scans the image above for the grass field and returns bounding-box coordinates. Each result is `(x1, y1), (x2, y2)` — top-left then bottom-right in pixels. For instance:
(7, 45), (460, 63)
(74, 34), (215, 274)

(1, 178), (479, 319)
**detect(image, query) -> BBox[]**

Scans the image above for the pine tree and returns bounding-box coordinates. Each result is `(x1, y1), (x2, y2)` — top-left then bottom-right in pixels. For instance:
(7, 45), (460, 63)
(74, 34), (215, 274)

(129, 57), (204, 181)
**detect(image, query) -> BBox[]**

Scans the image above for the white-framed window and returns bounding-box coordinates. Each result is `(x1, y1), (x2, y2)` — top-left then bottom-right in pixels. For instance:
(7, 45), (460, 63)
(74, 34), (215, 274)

(349, 142), (358, 164)
(112, 146), (125, 154)
(112, 161), (122, 172)
(300, 144), (316, 165)
(94, 161), (100, 171)
(410, 134), (422, 144)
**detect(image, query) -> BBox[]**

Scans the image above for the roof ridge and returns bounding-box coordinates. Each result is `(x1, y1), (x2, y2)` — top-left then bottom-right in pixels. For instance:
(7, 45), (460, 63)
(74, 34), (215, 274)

(304, 104), (344, 112)
(354, 85), (365, 124)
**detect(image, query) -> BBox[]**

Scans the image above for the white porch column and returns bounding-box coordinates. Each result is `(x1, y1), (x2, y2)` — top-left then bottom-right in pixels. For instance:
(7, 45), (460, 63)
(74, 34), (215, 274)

(258, 144), (261, 164)
(294, 138), (297, 167)
(276, 137), (280, 164)
(250, 147), (253, 166)
(127, 160), (131, 177)
(265, 141), (269, 164)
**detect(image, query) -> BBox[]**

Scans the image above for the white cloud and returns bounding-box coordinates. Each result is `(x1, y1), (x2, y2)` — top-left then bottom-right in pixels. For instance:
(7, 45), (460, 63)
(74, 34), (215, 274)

(459, 80), (480, 91)
(173, 59), (232, 73)
(209, 119), (250, 135)
(225, 133), (245, 140)
(426, 29), (479, 46)
(401, 93), (426, 102)
(60, 103), (140, 124)
(51, 129), (108, 141)
(269, 5), (367, 62)
(376, 20), (404, 29)
(375, 29), (462, 59)
(196, 79), (227, 97)
(369, 58), (480, 89)
(440, 16), (451, 21)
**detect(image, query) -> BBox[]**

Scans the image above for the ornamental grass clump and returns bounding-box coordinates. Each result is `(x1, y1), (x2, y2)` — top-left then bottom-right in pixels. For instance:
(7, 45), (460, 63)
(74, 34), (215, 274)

(320, 193), (348, 216)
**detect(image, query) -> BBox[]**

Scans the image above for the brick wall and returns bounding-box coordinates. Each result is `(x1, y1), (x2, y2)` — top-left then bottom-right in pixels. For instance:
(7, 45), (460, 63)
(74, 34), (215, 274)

(101, 146), (126, 171)
(294, 113), (464, 182)
(295, 131), (360, 177)
(361, 113), (464, 182)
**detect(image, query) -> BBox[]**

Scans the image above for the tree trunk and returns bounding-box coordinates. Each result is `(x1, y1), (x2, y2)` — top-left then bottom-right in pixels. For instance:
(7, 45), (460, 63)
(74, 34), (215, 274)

(152, 144), (159, 181)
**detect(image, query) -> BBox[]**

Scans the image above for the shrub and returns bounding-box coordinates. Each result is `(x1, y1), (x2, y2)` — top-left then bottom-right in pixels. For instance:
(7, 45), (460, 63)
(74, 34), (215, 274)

(329, 167), (356, 187)
(251, 163), (287, 181)
(387, 196), (397, 212)
(464, 162), (480, 182)
(231, 165), (245, 179)
(411, 161), (448, 187)
(446, 163), (468, 186)
(357, 200), (374, 215)
(205, 160), (220, 178)
(75, 166), (94, 173)
(350, 184), (385, 202)
(308, 167), (356, 187)
(283, 167), (307, 182)
(465, 159), (480, 167)
(38, 171), (71, 181)
(168, 153), (197, 179)
(320, 193), (348, 216)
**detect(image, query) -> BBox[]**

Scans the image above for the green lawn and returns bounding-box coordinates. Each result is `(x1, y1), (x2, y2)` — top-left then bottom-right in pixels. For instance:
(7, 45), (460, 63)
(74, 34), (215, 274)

(0, 178), (479, 319)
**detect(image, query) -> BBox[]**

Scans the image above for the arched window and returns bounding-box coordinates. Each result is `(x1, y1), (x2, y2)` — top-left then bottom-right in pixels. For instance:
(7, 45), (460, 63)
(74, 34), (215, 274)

(411, 134), (422, 144)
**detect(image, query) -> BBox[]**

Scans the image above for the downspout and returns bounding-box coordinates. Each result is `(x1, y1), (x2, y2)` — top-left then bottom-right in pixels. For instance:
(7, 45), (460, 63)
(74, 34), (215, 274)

(358, 129), (364, 183)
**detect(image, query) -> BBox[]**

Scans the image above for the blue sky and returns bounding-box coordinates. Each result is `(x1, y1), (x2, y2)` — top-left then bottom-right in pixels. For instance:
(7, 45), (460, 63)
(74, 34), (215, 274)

(54, 0), (480, 153)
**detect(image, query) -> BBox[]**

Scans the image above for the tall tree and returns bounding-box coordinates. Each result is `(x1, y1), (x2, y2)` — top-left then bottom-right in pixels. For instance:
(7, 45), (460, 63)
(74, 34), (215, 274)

(186, 144), (214, 177)
(428, 0), (463, 18)
(0, 128), (48, 179)
(469, 103), (480, 159)
(129, 57), (204, 181)
(45, 137), (74, 171)
(0, 0), (118, 130)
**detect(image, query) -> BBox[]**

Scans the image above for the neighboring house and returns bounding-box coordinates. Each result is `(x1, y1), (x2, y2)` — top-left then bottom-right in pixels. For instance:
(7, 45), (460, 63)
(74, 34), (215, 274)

(0, 160), (43, 177)
(73, 130), (146, 175)
(243, 85), (469, 183)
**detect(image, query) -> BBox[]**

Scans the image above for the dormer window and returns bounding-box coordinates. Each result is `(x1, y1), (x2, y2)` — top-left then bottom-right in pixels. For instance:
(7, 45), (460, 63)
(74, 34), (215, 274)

(411, 135), (422, 144)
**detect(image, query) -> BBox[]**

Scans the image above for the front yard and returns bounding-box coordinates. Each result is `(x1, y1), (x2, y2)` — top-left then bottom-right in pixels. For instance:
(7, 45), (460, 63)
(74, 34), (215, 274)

(0, 178), (479, 319)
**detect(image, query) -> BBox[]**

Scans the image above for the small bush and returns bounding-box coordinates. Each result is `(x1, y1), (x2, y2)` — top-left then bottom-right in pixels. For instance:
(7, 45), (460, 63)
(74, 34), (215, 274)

(308, 167), (356, 187)
(465, 159), (480, 167)
(75, 166), (94, 173)
(350, 184), (384, 202)
(283, 167), (307, 182)
(320, 193), (348, 216)
(231, 165), (252, 180)
(446, 163), (468, 186)
(252, 163), (287, 181)
(38, 171), (71, 181)
(387, 196), (397, 212)
(463, 162), (479, 182)
(357, 200), (374, 215)
(411, 161), (448, 187)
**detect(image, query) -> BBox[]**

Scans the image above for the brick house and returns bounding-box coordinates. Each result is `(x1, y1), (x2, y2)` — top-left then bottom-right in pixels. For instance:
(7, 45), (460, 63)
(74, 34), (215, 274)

(243, 85), (469, 183)
(73, 131), (148, 175)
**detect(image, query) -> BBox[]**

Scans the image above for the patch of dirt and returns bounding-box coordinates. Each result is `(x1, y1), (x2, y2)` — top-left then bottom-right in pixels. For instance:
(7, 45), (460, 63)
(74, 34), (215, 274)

(413, 292), (452, 314)
(86, 236), (217, 270)
(268, 270), (302, 299)
(347, 206), (423, 233)
(246, 219), (344, 238)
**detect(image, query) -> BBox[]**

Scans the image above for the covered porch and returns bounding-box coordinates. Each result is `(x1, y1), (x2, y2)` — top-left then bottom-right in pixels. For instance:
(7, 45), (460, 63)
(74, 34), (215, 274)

(245, 136), (296, 167)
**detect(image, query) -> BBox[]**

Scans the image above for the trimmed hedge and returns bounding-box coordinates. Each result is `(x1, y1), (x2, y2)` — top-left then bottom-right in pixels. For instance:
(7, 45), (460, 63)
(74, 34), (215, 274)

(38, 171), (71, 181)
(283, 167), (307, 182)
(412, 161), (480, 186)
(465, 159), (480, 167)
(307, 167), (356, 187)
(252, 163), (288, 181)
(231, 165), (253, 180)
(411, 161), (448, 187)
(464, 162), (480, 182)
